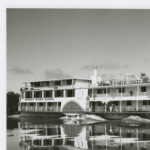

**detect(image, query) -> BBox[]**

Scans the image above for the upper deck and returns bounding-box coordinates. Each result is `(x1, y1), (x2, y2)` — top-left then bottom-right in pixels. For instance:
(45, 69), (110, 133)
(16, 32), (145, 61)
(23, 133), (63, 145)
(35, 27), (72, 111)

(20, 78), (91, 91)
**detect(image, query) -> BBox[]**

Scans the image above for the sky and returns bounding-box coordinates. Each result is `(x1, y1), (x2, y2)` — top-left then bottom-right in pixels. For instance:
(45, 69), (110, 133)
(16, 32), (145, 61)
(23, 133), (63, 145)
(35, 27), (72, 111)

(7, 9), (150, 93)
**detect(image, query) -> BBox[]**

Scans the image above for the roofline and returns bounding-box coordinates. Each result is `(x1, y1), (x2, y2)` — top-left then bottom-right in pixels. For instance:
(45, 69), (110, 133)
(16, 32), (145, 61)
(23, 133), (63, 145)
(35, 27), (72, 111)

(22, 78), (91, 83)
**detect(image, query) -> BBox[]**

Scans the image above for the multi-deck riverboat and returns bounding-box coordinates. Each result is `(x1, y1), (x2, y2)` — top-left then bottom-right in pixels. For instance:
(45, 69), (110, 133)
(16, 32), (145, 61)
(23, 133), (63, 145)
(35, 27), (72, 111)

(19, 69), (150, 119)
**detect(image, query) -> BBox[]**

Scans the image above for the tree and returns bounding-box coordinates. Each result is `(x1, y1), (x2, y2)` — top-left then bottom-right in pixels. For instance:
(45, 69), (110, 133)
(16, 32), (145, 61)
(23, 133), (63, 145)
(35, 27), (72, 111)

(7, 92), (20, 116)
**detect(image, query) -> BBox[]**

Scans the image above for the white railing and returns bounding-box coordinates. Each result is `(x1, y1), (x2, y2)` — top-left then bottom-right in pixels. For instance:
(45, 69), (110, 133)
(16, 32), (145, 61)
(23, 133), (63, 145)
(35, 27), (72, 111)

(21, 106), (61, 112)
(90, 106), (150, 112)
(89, 92), (150, 100)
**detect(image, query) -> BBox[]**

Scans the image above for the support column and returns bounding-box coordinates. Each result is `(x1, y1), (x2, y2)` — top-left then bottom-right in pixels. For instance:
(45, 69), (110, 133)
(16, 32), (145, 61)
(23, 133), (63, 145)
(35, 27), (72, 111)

(52, 90), (55, 99)
(35, 102), (37, 111)
(105, 124), (107, 150)
(57, 102), (58, 112)
(41, 139), (44, 146)
(105, 103), (107, 112)
(52, 139), (54, 146)
(45, 102), (47, 111)
(91, 102), (93, 112)
(120, 101), (122, 112)
(63, 90), (66, 97)
(42, 91), (44, 100)
(136, 86), (139, 111)
(32, 91), (34, 99)
(45, 125), (47, 136)
(120, 84), (122, 112)
(120, 127), (122, 150)
(92, 89), (94, 98)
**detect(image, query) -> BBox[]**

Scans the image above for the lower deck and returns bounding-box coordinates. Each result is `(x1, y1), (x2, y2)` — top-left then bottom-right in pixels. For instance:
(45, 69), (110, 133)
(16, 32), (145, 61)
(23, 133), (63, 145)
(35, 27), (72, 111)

(20, 100), (150, 113)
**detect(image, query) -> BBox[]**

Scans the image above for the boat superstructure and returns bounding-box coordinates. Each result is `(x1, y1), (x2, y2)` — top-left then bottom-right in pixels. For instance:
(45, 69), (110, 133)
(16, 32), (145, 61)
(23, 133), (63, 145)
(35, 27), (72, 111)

(19, 79), (91, 114)
(19, 69), (150, 118)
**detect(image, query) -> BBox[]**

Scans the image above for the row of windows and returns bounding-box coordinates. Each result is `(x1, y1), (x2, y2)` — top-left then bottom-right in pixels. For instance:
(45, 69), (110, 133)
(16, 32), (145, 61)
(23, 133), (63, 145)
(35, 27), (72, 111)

(22, 102), (61, 107)
(30, 79), (73, 87)
(88, 86), (147, 95)
(90, 101), (150, 106)
(24, 90), (75, 98)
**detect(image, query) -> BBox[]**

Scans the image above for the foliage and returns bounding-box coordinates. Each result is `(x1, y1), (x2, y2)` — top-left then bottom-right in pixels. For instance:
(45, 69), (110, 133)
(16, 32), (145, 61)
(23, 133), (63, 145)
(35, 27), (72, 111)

(7, 92), (20, 116)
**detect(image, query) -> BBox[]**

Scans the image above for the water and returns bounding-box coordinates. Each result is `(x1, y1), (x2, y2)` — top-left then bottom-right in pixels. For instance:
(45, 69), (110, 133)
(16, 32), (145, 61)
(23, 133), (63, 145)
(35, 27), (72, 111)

(7, 117), (150, 150)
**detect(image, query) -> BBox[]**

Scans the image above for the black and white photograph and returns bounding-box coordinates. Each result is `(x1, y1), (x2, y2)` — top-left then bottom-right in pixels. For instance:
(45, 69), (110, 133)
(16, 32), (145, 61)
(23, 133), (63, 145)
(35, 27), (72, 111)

(6, 7), (150, 150)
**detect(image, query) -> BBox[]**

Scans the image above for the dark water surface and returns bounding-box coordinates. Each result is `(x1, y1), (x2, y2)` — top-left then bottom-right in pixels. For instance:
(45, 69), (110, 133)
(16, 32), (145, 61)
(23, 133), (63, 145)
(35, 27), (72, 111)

(7, 118), (150, 150)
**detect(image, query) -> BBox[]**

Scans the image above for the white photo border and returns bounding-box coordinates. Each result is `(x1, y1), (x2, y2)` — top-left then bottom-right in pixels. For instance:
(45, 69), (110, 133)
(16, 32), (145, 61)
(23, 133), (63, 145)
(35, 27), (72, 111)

(1, 0), (150, 150)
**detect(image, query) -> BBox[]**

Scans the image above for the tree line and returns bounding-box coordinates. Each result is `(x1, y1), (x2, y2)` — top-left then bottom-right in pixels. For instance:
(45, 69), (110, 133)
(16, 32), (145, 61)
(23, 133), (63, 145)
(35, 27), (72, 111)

(7, 92), (20, 116)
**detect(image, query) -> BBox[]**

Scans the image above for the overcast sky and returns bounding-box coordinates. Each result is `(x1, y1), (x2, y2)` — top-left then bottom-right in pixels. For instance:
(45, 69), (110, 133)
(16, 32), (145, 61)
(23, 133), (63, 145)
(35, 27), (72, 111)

(7, 9), (150, 92)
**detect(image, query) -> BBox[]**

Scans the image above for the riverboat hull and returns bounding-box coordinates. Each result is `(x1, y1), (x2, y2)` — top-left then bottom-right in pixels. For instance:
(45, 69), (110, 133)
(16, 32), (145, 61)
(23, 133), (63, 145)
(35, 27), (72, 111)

(20, 111), (150, 120)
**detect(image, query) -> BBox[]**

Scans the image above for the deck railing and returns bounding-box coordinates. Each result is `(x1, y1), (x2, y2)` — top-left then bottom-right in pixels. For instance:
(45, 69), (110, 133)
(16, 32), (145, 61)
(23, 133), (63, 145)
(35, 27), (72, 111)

(21, 106), (61, 112)
(89, 92), (150, 100)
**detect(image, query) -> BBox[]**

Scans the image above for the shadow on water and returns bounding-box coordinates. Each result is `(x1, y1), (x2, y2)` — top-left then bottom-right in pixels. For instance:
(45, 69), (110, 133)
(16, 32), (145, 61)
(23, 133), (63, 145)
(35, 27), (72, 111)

(7, 117), (150, 150)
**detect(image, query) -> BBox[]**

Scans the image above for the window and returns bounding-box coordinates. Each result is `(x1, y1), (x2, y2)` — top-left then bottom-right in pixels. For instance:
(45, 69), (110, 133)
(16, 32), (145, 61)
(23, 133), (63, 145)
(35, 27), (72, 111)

(66, 90), (75, 97)
(107, 88), (110, 93)
(39, 103), (43, 106)
(97, 89), (103, 94)
(119, 88), (125, 93)
(29, 103), (34, 106)
(41, 81), (49, 87)
(44, 91), (52, 98)
(141, 86), (147, 92)
(66, 79), (72, 85)
(88, 89), (92, 96)
(114, 101), (119, 106)
(127, 101), (132, 106)
(34, 91), (42, 98)
(127, 133), (132, 138)
(130, 91), (134, 96)
(48, 103), (51, 106)
(143, 101), (147, 105)
(33, 82), (40, 87)
(55, 80), (61, 86)
(25, 91), (32, 98)
(58, 102), (61, 107)
(55, 90), (63, 97)
(98, 102), (102, 106)
(103, 89), (106, 94)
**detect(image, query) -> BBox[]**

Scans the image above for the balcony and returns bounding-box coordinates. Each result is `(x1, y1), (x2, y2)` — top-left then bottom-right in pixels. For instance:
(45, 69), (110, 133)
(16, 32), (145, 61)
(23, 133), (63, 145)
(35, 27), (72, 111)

(89, 92), (150, 101)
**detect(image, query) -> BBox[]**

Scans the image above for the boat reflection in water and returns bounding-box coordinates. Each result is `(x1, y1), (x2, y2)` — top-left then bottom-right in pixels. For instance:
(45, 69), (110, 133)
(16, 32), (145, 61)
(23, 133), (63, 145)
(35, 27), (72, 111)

(19, 118), (150, 150)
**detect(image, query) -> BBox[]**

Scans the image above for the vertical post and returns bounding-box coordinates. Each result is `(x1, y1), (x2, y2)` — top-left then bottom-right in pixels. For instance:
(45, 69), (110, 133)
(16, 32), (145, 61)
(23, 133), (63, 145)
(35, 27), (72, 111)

(92, 88), (93, 98)
(105, 123), (107, 150)
(120, 101), (122, 112)
(63, 90), (66, 97)
(41, 139), (43, 146)
(120, 81), (122, 112)
(42, 90), (44, 100)
(35, 102), (37, 111)
(32, 91), (34, 99)
(52, 90), (55, 99)
(120, 127), (122, 150)
(105, 103), (107, 112)
(57, 102), (58, 112)
(136, 85), (139, 111)
(52, 139), (54, 146)
(45, 125), (47, 136)
(45, 102), (47, 111)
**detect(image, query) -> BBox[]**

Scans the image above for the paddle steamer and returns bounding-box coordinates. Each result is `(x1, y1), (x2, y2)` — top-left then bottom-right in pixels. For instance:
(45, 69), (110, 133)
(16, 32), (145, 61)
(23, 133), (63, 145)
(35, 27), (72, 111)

(19, 69), (150, 119)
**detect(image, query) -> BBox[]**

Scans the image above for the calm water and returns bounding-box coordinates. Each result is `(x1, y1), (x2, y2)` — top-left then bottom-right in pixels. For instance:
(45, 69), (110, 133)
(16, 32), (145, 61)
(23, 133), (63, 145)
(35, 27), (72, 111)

(7, 117), (150, 150)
